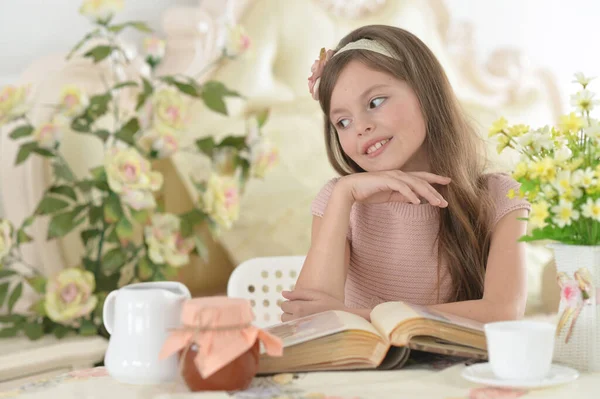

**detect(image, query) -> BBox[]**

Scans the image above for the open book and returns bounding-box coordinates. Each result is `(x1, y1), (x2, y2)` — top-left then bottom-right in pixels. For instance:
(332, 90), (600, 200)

(258, 301), (487, 374)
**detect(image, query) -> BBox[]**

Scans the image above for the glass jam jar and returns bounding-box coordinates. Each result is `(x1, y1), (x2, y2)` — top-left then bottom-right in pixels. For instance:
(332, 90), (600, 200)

(160, 296), (282, 392)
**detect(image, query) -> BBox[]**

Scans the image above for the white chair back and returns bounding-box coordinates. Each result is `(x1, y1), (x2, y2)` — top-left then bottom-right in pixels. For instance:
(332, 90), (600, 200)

(227, 256), (305, 327)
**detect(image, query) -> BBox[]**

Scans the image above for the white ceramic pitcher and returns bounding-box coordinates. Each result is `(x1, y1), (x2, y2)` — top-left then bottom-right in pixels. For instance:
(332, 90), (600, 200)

(103, 281), (191, 385)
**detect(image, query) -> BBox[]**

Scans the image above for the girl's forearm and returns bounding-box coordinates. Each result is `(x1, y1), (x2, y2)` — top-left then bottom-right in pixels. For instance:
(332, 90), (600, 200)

(430, 298), (524, 323)
(295, 184), (354, 301)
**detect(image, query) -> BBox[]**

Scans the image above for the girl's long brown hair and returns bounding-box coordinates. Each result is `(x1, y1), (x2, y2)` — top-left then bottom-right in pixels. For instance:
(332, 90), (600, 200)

(318, 25), (494, 302)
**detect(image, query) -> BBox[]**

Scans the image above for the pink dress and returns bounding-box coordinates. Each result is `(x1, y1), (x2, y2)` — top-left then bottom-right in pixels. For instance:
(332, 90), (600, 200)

(311, 173), (531, 308)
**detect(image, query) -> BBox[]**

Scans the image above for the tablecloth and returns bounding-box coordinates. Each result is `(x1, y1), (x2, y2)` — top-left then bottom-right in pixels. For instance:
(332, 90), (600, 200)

(1, 358), (599, 399)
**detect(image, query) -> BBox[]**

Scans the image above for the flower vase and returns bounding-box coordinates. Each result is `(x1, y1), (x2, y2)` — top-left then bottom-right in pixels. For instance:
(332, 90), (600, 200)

(550, 243), (600, 372)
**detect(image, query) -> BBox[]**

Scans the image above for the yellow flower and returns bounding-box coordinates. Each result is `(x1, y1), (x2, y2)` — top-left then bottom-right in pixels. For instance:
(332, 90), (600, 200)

(574, 168), (596, 188)
(45, 268), (98, 324)
(488, 117), (508, 137)
(145, 214), (194, 267)
(0, 84), (30, 124)
(507, 124), (529, 137)
(506, 188), (516, 199)
(529, 158), (555, 182)
(151, 88), (187, 130)
(559, 112), (583, 134)
(581, 198), (600, 222)
(512, 162), (528, 180)
(79, 0), (124, 22)
(542, 184), (557, 199)
(250, 139), (279, 178)
(554, 170), (582, 200)
(200, 174), (240, 230)
(496, 134), (511, 153)
(225, 25), (252, 57)
(551, 199), (579, 228)
(59, 85), (89, 117)
(530, 201), (550, 229)
(0, 219), (14, 262)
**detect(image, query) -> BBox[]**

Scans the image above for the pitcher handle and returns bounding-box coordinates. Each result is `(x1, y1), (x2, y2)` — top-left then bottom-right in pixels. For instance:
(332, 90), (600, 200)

(103, 290), (118, 335)
(171, 281), (191, 299)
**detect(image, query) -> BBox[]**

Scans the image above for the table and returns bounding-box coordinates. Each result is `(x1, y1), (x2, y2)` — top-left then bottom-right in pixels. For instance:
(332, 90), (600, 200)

(0, 360), (598, 399)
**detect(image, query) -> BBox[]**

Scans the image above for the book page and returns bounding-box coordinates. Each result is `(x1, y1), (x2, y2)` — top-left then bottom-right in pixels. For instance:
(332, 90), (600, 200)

(370, 302), (484, 339)
(264, 310), (384, 348)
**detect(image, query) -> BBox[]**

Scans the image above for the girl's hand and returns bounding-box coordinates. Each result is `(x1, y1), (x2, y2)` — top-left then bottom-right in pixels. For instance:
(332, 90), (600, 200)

(337, 170), (451, 207)
(280, 289), (347, 322)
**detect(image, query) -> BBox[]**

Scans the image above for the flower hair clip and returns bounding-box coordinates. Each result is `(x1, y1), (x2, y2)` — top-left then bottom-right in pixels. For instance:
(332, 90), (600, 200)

(308, 48), (334, 101)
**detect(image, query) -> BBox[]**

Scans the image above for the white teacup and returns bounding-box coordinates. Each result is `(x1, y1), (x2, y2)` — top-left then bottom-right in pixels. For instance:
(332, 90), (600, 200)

(484, 320), (555, 381)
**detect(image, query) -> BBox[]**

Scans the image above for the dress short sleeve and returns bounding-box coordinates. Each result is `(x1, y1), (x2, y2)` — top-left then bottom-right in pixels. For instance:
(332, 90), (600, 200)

(311, 177), (341, 217)
(487, 173), (531, 228)
(310, 177), (353, 241)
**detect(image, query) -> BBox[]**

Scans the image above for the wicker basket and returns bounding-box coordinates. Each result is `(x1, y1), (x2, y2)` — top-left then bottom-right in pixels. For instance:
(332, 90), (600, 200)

(550, 243), (600, 372)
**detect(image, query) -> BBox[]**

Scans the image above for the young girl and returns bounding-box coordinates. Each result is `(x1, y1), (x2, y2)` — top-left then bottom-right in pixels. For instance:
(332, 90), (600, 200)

(280, 25), (531, 324)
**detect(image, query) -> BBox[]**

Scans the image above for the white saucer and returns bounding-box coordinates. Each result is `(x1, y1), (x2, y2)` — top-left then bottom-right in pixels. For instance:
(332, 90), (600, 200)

(461, 363), (580, 389)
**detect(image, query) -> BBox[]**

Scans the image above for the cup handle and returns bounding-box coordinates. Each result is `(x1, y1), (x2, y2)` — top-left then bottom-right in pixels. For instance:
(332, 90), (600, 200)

(103, 290), (118, 335)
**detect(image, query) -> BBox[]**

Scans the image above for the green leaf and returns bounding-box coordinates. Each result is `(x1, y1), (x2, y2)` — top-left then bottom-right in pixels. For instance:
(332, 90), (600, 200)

(193, 235), (209, 262)
(109, 21), (152, 33)
(29, 299), (46, 317)
(116, 217), (134, 242)
(160, 76), (201, 97)
(90, 166), (107, 181)
(105, 227), (119, 244)
(22, 216), (35, 228)
(53, 161), (76, 182)
(131, 208), (150, 224)
(114, 118), (140, 146)
(0, 269), (16, 279)
(218, 136), (246, 150)
(102, 248), (126, 274)
(92, 129), (110, 142)
(195, 137), (216, 157)
(47, 207), (86, 239)
(27, 276), (46, 294)
(88, 93), (112, 119)
(256, 109), (270, 128)
(9, 125), (34, 139)
(67, 29), (100, 59)
(137, 256), (154, 280)
(200, 81), (241, 115)
(113, 81), (138, 90)
(16, 229), (32, 244)
(15, 142), (37, 165)
(81, 229), (101, 246)
(24, 322), (45, 340)
(8, 282), (23, 313)
(162, 265), (179, 279)
(53, 324), (70, 339)
(180, 209), (205, 237)
(79, 319), (98, 336)
(104, 193), (123, 223)
(0, 326), (21, 338)
(32, 147), (55, 158)
(136, 77), (154, 110)
(0, 282), (9, 306)
(0, 314), (23, 323)
(48, 185), (77, 201)
(35, 195), (70, 215)
(89, 206), (104, 225)
(71, 114), (92, 132)
(83, 45), (114, 63)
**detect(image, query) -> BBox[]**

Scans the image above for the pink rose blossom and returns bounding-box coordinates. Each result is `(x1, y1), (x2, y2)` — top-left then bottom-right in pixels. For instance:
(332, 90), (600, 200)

(561, 280), (582, 308)
(308, 48), (334, 100)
